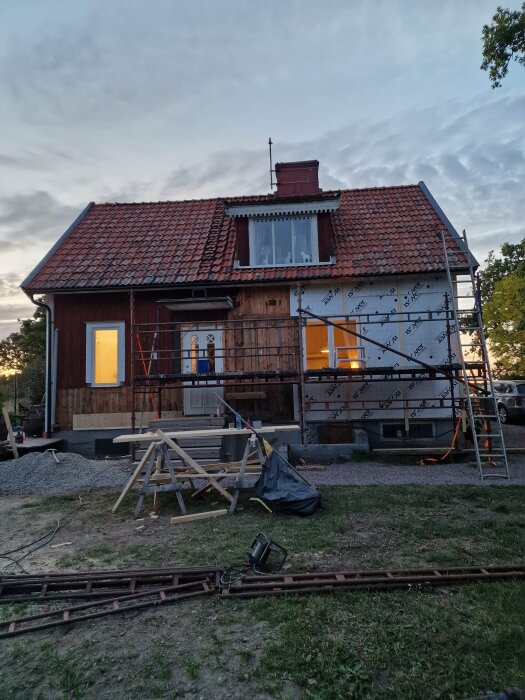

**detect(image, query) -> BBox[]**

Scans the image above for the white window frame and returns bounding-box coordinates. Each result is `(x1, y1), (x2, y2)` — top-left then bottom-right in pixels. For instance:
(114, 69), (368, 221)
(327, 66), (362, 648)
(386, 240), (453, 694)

(303, 318), (364, 369)
(85, 321), (125, 387)
(248, 216), (320, 267)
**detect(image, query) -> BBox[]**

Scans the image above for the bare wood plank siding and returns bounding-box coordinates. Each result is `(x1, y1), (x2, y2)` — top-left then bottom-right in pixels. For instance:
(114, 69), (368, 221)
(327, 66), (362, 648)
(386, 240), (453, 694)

(223, 384), (293, 423)
(230, 287), (290, 318)
(224, 286), (296, 420)
(224, 287), (298, 373)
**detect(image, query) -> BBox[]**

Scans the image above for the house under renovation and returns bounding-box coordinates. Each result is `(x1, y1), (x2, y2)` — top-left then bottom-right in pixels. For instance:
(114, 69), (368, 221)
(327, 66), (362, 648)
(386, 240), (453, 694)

(21, 159), (508, 477)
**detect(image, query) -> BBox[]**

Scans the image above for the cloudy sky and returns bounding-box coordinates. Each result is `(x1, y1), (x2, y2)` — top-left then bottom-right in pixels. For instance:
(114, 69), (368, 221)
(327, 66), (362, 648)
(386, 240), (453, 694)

(0, 0), (524, 339)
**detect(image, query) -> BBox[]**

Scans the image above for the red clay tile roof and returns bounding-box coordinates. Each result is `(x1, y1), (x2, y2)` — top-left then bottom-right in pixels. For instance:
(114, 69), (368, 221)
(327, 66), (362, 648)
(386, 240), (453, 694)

(22, 183), (471, 292)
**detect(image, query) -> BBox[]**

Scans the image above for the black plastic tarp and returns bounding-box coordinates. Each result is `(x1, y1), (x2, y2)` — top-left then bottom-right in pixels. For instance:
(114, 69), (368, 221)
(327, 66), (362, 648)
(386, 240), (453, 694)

(253, 451), (321, 516)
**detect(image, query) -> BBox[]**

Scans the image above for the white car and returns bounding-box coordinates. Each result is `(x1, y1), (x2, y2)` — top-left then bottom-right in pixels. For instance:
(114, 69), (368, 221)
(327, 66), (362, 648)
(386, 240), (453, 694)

(493, 380), (525, 424)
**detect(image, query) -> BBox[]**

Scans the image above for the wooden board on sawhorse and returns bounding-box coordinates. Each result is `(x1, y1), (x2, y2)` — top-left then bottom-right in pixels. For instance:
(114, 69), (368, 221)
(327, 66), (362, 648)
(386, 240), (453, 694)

(132, 441), (187, 520)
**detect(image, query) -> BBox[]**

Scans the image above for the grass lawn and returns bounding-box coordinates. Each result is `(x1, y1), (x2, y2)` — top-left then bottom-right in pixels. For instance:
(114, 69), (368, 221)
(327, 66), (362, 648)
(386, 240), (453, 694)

(0, 484), (523, 699)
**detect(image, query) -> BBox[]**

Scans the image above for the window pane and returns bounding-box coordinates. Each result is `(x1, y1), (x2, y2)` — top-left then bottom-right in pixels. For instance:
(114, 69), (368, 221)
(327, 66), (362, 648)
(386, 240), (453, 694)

(334, 321), (359, 367)
(207, 334), (216, 373)
(305, 322), (329, 369)
(94, 329), (119, 384)
(274, 219), (292, 265)
(253, 220), (273, 265)
(190, 335), (199, 373)
(293, 218), (312, 263)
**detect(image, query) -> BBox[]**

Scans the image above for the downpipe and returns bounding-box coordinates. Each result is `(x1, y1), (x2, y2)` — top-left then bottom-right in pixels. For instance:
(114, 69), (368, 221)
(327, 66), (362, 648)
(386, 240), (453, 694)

(29, 294), (53, 437)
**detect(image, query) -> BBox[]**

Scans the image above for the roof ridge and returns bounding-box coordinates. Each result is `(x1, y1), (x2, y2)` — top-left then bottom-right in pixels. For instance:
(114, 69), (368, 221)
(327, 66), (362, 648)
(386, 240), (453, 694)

(92, 183), (422, 207)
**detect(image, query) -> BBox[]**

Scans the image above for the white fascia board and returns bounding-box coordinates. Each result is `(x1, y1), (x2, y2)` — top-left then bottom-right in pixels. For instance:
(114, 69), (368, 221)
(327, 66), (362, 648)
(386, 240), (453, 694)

(226, 199), (340, 218)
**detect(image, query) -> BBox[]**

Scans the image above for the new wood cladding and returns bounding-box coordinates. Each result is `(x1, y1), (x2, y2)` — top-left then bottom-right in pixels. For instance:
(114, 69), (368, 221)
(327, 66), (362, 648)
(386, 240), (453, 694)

(57, 387), (182, 430)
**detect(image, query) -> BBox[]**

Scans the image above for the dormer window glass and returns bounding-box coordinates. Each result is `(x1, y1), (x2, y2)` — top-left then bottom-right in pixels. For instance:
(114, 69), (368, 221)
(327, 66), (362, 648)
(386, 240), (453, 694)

(249, 216), (319, 267)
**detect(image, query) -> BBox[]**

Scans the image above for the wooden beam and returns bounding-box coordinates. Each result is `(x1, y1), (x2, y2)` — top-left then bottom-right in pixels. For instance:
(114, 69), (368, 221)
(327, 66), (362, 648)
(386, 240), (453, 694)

(2, 403), (18, 459)
(113, 425), (300, 443)
(227, 391), (266, 400)
(111, 441), (156, 513)
(139, 470), (263, 485)
(170, 509), (228, 525)
(374, 447), (525, 455)
(156, 430), (234, 504)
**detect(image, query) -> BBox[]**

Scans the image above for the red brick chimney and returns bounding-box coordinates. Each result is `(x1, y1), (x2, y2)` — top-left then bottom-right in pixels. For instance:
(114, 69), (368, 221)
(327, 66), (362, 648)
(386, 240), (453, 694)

(275, 160), (320, 197)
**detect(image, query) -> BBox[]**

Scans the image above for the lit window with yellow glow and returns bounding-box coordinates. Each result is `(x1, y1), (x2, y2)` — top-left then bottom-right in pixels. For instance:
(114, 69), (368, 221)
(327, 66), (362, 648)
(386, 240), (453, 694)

(305, 319), (363, 370)
(86, 322), (125, 387)
(305, 322), (329, 370)
(94, 329), (119, 385)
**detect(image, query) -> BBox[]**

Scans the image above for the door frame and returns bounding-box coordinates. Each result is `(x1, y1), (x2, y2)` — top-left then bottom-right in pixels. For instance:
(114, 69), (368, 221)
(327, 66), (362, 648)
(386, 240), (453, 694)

(181, 324), (224, 416)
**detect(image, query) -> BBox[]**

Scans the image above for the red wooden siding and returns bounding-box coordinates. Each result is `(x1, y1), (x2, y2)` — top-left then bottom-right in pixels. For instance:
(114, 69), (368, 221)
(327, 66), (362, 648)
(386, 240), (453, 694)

(317, 213), (334, 262)
(235, 219), (249, 266)
(54, 292), (131, 391)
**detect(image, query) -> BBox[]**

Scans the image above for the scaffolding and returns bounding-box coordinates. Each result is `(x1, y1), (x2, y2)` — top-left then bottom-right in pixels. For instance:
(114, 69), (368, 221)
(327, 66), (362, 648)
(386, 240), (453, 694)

(130, 269), (510, 479)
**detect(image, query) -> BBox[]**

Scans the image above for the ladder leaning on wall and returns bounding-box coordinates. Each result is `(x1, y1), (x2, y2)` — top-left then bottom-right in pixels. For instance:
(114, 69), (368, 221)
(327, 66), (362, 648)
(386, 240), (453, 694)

(442, 230), (510, 481)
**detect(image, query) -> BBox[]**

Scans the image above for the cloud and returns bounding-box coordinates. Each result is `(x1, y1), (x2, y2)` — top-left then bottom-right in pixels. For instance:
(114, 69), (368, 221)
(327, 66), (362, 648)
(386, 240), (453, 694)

(159, 92), (524, 265)
(162, 149), (270, 199)
(0, 5), (258, 126)
(0, 272), (23, 297)
(1, 1), (498, 132)
(0, 148), (80, 172)
(0, 191), (80, 244)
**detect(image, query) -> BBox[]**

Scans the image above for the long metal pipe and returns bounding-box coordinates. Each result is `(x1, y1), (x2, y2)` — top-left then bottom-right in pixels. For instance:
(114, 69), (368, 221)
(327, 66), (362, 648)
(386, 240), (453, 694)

(28, 295), (53, 436)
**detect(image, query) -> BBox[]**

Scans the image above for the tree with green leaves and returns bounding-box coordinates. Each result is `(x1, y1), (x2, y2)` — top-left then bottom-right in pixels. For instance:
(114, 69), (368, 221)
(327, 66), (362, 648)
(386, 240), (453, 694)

(477, 239), (525, 377)
(483, 274), (525, 376)
(481, 2), (525, 87)
(478, 238), (525, 306)
(0, 308), (46, 411)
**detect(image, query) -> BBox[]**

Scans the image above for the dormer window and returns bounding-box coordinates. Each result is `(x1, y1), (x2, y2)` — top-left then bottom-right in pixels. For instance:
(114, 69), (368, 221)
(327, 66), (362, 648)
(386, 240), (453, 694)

(227, 196), (340, 268)
(249, 217), (319, 267)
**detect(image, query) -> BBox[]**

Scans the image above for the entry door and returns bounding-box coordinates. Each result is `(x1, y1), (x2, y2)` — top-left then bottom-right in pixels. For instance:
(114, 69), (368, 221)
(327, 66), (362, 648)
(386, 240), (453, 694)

(181, 326), (224, 415)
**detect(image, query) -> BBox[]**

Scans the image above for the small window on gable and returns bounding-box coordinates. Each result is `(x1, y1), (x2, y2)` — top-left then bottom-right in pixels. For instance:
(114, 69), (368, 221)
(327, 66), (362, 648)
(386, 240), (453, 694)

(86, 322), (125, 387)
(249, 217), (319, 267)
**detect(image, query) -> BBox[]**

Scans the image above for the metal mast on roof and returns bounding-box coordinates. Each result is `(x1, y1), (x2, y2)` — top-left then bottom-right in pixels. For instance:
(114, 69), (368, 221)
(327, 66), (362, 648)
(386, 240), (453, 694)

(268, 138), (276, 190)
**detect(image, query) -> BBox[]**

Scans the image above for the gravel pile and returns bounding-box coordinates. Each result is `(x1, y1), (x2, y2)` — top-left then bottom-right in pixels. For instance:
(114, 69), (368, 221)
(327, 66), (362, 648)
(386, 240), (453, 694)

(300, 456), (525, 486)
(0, 452), (130, 496)
(1, 449), (522, 497)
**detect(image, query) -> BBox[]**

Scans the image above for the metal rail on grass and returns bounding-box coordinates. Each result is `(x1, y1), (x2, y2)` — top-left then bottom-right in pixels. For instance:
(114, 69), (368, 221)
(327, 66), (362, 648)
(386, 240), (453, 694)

(1, 564), (522, 639)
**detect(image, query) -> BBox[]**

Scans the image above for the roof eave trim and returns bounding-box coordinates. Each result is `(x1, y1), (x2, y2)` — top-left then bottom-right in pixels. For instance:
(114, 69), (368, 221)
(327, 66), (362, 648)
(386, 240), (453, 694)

(225, 198), (340, 218)
(20, 202), (95, 292)
(417, 181), (479, 268)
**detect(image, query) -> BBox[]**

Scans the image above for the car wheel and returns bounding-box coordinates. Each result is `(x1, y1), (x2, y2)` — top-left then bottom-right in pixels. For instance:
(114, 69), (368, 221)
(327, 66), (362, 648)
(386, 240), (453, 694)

(498, 405), (509, 424)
